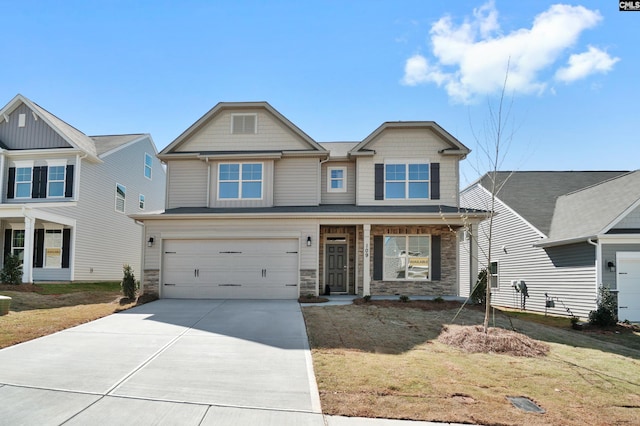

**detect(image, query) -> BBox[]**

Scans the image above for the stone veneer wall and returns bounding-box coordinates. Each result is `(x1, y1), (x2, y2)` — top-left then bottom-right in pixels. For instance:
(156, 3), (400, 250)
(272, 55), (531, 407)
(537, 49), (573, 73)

(300, 269), (317, 296)
(143, 269), (160, 297)
(364, 225), (459, 297)
(319, 226), (357, 294)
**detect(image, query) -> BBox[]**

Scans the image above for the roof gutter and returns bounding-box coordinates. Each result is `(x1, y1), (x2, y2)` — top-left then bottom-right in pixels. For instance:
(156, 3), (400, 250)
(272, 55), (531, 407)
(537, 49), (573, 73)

(534, 235), (598, 248)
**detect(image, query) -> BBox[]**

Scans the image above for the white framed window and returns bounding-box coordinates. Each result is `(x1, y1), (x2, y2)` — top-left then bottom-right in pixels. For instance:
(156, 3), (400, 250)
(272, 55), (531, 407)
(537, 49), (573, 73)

(218, 163), (263, 199)
(115, 183), (126, 212)
(327, 167), (347, 193)
(144, 153), (152, 180)
(44, 229), (63, 268)
(11, 229), (25, 264)
(231, 114), (257, 134)
(47, 165), (66, 198)
(15, 167), (32, 198)
(383, 235), (431, 281)
(139, 194), (145, 210)
(385, 162), (429, 199)
(489, 261), (499, 289)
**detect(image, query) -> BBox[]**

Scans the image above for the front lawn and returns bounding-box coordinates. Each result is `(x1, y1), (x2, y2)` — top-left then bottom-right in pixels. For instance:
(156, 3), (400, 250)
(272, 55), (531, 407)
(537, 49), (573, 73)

(0, 282), (137, 349)
(303, 301), (640, 426)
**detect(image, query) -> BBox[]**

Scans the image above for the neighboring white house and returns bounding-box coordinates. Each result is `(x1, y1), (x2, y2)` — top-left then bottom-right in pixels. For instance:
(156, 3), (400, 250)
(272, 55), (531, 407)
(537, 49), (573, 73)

(0, 94), (165, 283)
(132, 101), (485, 300)
(460, 171), (640, 321)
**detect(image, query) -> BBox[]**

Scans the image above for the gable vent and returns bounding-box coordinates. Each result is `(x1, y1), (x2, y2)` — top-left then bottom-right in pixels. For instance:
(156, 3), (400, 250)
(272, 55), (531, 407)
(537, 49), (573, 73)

(231, 114), (257, 134)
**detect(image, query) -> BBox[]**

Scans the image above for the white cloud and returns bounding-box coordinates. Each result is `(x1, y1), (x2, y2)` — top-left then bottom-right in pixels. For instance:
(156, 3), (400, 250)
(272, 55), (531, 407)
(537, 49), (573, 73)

(402, 1), (619, 103)
(555, 46), (620, 82)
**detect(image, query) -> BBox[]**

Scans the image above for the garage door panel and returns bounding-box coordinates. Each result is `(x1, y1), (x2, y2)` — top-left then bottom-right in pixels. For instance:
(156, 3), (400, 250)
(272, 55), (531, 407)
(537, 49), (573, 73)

(161, 239), (300, 299)
(617, 254), (640, 322)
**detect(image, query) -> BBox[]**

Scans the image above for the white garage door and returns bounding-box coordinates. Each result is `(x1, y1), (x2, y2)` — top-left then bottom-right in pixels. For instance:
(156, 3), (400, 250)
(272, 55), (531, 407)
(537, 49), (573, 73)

(617, 252), (640, 322)
(162, 239), (299, 299)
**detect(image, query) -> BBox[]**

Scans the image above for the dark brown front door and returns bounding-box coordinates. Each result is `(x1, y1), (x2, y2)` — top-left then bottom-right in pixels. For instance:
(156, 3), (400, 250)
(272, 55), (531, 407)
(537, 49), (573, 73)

(326, 243), (347, 293)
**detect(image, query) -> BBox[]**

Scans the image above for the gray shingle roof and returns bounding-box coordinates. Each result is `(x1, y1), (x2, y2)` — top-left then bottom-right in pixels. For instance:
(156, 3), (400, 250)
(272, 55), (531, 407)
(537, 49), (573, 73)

(477, 171), (629, 235)
(318, 142), (359, 159)
(546, 171), (640, 243)
(90, 134), (147, 156)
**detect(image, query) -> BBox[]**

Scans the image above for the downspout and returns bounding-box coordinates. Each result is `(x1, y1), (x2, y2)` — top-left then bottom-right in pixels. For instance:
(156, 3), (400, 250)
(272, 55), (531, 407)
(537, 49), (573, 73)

(587, 237), (601, 297)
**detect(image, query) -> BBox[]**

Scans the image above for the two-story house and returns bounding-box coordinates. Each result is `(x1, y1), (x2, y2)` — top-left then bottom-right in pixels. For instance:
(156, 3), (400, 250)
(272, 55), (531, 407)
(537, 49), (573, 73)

(0, 94), (165, 283)
(132, 102), (484, 299)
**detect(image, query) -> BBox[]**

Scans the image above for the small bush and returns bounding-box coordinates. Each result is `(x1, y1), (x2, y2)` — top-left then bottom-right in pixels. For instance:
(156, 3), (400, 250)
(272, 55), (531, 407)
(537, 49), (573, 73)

(433, 296), (444, 303)
(363, 295), (371, 303)
(588, 286), (617, 327)
(470, 269), (487, 305)
(121, 264), (139, 300)
(1, 254), (23, 285)
(399, 295), (410, 303)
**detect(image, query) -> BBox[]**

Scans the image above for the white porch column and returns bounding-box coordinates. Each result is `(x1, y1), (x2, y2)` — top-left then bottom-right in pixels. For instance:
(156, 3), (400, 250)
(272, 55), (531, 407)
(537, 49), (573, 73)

(363, 224), (371, 296)
(22, 215), (35, 283)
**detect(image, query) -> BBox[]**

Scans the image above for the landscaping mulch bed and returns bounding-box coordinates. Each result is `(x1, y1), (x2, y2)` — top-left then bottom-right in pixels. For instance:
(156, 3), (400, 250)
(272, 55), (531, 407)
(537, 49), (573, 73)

(0, 284), (41, 292)
(352, 298), (481, 312)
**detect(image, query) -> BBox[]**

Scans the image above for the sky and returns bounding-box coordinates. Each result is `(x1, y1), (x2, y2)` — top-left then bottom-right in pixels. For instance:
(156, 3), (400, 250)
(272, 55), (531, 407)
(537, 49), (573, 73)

(2, 0), (637, 186)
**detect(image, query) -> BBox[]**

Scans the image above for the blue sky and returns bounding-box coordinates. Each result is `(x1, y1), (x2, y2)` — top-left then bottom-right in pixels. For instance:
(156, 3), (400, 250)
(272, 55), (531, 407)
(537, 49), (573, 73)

(2, 0), (636, 185)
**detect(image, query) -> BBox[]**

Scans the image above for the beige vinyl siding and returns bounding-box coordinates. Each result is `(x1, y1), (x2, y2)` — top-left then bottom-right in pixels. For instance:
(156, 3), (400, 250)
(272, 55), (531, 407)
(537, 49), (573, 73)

(38, 137), (166, 281)
(355, 128), (459, 206)
(175, 110), (311, 152)
(274, 157), (319, 206)
(142, 218), (318, 272)
(461, 184), (598, 319)
(166, 160), (208, 208)
(209, 160), (274, 208)
(0, 103), (71, 150)
(321, 161), (355, 204)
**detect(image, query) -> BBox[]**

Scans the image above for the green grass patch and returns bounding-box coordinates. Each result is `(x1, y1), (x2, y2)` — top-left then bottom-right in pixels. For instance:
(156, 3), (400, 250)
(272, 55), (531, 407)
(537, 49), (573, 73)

(34, 282), (120, 294)
(497, 308), (574, 328)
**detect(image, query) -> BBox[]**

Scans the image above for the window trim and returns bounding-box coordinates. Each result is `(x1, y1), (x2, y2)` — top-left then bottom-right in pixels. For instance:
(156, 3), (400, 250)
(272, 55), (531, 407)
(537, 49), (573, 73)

(115, 183), (126, 213)
(217, 162), (264, 200)
(327, 166), (347, 193)
(231, 113), (258, 134)
(139, 194), (145, 210)
(384, 160), (430, 200)
(144, 153), (153, 180)
(382, 234), (431, 281)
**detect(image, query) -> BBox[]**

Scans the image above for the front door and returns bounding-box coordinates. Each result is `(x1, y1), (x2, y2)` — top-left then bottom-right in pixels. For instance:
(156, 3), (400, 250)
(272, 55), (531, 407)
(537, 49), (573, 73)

(326, 243), (347, 293)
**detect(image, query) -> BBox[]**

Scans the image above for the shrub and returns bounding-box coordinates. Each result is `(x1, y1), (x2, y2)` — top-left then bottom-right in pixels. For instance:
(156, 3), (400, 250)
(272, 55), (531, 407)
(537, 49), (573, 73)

(121, 264), (139, 300)
(470, 269), (487, 305)
(399, 295), (410, 303)
(588, 286), (617, 327)
(363, 295), (371, 303)
(433, 296), (445, 303)
(1, 254), (23, 285)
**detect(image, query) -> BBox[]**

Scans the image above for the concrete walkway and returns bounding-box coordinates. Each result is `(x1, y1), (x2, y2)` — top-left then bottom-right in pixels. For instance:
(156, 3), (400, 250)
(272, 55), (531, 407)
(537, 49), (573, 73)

(0, 299), (470, 425)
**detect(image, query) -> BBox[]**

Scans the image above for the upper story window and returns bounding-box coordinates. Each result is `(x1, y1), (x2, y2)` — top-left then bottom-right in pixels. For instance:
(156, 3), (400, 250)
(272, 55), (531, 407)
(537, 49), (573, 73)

(47, 166), (66, 198)
(15, 167), (32, 198)
(231, 114), (257, 134)
(144, 153), (153, 180)
(385, 162), (429, 199)
(383, 235), (431, 281)
(115, 183), (126, 212)
(327, 167), (347, 193)
(139, 194), (145, 210)
(218, 163), (263, 200)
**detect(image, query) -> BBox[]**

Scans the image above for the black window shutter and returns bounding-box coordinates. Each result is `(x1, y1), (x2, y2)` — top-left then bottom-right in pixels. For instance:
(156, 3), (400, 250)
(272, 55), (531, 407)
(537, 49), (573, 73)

(65, 165), (74, 198)
(33, 229), (45, 268)
(374, 163), (384, 200)
(7, 167), (15, 199)
(373, 235), (383, 280)
(62, 229), (71, 268)
(4, 229), (12, 261)
(431, 235), (441, 281)
(431, 163), (440, 200)
(31, 166), (48, 198)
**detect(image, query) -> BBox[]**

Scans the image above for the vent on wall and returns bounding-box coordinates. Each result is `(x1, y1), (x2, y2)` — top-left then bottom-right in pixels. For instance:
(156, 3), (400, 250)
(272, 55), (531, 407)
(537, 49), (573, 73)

(18, 114), (26, 128)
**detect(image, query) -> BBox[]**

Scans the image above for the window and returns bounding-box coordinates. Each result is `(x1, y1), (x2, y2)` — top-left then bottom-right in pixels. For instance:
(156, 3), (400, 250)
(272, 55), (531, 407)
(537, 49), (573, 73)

(385, 163), (429, 199)
(383, 235), (430, 280)
(11, 230), (25, 264)
(327, 167), (347, 192)
(489, 261), (499, 288)
(218, 163), (262, 199)
(48, 166), (65, 197)
(144, 153), (152, 179)
(44, 230), (63, 268)
(231, 114), (257, 134)
(139, 194), (145, 210)
(115, 183), (126, 212)
(15, 167), (32, 198)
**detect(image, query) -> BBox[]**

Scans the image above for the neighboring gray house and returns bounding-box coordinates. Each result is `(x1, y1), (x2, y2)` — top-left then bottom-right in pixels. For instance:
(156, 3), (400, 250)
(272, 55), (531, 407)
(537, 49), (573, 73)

(132, 101), (484, 300)
(460, 171), (640, 321)
(0, 94), (165, 283)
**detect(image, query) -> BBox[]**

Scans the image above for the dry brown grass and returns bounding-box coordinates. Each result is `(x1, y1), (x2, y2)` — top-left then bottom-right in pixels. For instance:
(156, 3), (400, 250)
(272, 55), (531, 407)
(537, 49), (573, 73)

(303, 302), (640, 426)
(438, 324), (550, 357)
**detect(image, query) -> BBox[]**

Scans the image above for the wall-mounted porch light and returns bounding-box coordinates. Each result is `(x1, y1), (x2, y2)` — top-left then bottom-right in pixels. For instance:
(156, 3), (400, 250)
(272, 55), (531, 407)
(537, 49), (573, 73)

(607, 261), (615, 272)
(306, 236), (312, 247)
(147, 236), (155, 247)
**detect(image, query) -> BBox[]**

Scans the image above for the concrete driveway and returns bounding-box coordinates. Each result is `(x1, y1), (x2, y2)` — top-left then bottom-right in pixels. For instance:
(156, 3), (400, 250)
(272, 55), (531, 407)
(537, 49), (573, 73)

(0, 299), (324, 425)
